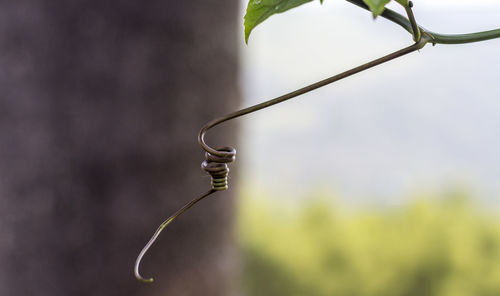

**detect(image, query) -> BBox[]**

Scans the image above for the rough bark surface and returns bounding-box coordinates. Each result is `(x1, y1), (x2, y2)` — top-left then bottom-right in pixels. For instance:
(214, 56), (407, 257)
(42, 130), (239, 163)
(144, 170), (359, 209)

(0, 1), (239, 295)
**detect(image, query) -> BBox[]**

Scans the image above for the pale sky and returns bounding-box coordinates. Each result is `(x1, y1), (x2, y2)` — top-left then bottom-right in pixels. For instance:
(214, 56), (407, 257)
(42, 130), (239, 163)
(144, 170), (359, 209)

(238, 0), (500, 206)
(418, 0), (498, 6)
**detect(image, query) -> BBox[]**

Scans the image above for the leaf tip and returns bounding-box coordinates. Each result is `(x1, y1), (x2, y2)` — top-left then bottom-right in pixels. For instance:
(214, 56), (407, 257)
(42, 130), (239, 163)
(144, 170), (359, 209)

(244, 27), (251, 44)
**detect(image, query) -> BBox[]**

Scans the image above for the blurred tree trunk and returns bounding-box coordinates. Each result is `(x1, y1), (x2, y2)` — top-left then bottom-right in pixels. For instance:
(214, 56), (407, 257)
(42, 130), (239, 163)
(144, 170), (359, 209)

(0, 1), (239, 296)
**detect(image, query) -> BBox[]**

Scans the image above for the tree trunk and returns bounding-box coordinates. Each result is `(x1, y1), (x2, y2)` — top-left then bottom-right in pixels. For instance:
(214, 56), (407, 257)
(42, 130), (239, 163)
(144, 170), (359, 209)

(0, 1), (239, 295)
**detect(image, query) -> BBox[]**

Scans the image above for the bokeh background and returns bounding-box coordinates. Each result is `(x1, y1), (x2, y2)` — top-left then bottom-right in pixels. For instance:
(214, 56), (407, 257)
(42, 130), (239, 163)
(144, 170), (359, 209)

(238, 1), (500, 295)
(0, 1), (239, 295)
(1, 0), (500, 295)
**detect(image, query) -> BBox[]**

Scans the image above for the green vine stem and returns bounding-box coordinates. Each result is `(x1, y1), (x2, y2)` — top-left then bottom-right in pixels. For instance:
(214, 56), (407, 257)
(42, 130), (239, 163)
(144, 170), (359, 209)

(346, 0), (500, 45)
(404, 1), (421, 42)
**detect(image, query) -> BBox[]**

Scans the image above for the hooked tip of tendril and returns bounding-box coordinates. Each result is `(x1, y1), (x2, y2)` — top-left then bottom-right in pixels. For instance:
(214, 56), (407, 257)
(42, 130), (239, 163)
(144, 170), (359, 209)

(135, 259), (155, 283)
(136, 275), (154, 283)
(133, 190), (217, 284)
(135, 253), (155, 283)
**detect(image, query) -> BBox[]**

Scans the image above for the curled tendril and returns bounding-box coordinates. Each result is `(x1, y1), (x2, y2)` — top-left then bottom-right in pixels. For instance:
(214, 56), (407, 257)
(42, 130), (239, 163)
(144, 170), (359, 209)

(134, 189), (216, 282)
(134, 122), (237, 283)
(134, 36), (429, 283)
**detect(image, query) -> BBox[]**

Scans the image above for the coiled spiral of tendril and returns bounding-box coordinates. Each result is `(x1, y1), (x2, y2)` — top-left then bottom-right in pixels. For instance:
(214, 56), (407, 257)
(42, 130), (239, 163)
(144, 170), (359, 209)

(136, 39), (430, 284)
(201, 146), (236, 191)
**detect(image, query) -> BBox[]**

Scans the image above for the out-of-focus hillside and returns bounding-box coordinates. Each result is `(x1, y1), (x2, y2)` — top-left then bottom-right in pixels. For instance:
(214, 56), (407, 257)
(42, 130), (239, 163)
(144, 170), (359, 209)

(239, 191), (500, 296)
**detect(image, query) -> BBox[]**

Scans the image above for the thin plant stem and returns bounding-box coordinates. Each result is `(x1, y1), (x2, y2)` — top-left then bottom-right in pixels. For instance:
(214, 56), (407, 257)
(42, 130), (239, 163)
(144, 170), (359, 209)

(134, 189), (216, 283)
(404, 1), (421, 42)
(346, 0), (500, 45)
(138, 38), (428, 284)
(199, 38), (428, 154)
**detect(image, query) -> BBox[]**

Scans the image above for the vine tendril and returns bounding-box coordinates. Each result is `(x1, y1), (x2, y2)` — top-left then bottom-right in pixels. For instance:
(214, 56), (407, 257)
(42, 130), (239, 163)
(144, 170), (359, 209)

(134, 189), (216, 283)
(134, 29), (430, 284)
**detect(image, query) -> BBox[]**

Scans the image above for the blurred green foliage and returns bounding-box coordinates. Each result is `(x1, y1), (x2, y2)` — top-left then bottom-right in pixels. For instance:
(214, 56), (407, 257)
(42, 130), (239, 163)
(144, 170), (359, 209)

(238, 193), (500, 296)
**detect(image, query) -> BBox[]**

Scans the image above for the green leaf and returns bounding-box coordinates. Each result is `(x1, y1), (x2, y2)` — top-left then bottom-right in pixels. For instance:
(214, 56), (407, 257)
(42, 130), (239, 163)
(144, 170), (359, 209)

(244, 0), (315, 43)
(363, 0), (409, 17)
(362, 0), (391, 17)
(243, 0), (410, 43)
